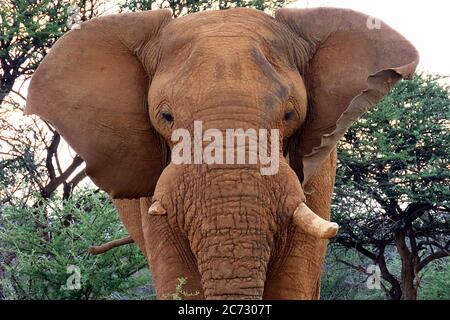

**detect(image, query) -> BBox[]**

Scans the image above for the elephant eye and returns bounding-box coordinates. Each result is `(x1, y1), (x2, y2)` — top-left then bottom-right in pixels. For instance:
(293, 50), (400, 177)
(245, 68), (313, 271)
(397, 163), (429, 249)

(161, 110), (174, 123)
(283, 99), (299, 122)
(284, 110), (296, 121)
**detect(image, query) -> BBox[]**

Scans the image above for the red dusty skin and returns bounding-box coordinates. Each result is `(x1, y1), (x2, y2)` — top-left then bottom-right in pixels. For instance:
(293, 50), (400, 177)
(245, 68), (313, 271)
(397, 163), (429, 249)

(148, 159), (337, 299)
(191, 188), (274, 300)
(151, 163), (279, 299)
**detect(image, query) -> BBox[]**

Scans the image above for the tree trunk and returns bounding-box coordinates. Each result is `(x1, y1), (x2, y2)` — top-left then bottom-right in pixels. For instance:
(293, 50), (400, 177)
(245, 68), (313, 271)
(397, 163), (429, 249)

(0, 80), (14, 104)
(378, 251), (402, 300)
(401, 259), (418, 300)
(395, 230), (418, 300)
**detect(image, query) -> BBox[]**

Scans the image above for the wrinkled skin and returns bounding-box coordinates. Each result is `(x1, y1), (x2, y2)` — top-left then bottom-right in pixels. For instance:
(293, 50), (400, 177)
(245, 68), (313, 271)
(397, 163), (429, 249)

(25, 8), (418, 299)
(147, 14), (310, 298)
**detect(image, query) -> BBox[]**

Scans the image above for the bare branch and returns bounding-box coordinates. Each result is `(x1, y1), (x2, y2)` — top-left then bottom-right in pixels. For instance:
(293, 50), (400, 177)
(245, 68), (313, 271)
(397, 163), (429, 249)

(335, 237), (377, 260)
(417, 250), (450, 272)
(41, 155), (84, 197)
(335, 258), (371, 275)
(88, 236), (134, 255)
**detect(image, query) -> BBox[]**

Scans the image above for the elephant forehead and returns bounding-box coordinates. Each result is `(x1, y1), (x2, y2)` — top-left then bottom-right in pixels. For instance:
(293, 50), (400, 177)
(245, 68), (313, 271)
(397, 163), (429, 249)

(159, 8), (292, 61)
(152, 43), (296, 114)
(154, 36), (299, 107)
(150, 44), (307, 122)
(149, 9), (308, 118)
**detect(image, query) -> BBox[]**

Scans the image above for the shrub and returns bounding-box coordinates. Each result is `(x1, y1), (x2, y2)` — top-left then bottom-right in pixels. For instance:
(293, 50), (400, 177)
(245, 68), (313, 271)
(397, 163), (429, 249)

(0, 190), (152, 300)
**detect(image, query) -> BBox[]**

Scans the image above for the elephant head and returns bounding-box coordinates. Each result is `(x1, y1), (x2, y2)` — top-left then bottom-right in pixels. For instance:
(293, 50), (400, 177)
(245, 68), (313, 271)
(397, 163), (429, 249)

(25, 8), (418, 299)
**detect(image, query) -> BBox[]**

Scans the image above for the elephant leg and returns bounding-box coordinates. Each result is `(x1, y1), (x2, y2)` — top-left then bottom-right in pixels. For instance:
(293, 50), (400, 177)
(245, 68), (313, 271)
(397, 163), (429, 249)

(264, 149), (337, 299)
(115, 197), (203, 299)
(114, 199), (147, 253)
(139, 197), (204, 299)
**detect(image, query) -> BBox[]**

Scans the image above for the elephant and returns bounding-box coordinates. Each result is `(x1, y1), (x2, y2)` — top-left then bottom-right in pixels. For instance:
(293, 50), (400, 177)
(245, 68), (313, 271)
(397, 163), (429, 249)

(25, 7), (418, 299)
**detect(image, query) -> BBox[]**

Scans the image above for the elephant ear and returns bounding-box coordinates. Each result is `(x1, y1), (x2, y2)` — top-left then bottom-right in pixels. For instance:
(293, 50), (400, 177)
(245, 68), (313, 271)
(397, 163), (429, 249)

(25, 10), (172, 198)
(275, 8), (419, 185)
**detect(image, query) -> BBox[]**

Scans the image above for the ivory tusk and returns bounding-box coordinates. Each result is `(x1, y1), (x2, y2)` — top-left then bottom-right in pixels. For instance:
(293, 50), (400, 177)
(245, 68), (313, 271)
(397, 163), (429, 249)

(148, 200), (167, 216)
(292, 203), (339, 239)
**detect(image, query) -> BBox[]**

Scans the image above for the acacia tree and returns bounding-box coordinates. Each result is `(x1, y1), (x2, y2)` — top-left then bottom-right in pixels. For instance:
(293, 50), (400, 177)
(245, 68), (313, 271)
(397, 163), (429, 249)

(120, 0), (290, 17)
(333, 74), (450, 300)
(0, 0), (111, 298)
(0, 0), (110, 205)
(0, 0), (67, 102)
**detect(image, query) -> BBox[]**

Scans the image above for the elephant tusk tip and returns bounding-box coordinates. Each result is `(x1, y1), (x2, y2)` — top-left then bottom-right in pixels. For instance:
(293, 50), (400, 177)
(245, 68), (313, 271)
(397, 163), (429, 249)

(323, 222), (339, 239)
(148, 201), (167, 216)
(293, 203), (339, 239)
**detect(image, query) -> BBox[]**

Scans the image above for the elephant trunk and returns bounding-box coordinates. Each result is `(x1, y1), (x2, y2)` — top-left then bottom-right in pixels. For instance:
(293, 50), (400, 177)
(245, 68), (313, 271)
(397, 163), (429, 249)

(185, 167), (276, 300)
(195, 227), (270, 299)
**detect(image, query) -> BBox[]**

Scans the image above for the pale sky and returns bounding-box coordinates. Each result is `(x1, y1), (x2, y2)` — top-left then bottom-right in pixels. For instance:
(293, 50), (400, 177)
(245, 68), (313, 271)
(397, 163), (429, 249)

(289, 0), (450, 76)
